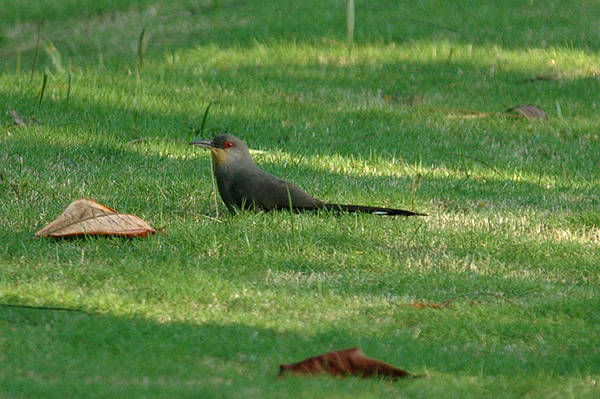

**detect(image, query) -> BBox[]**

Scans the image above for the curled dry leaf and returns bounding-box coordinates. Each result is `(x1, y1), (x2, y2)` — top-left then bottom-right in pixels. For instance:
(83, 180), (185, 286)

(279, 347), (420, 380)
(10, 110), (26, 126)
(35, 198), (156, 238)
(507, 104), (548, 120)
(9, 109), (39, 126)
(431, 104), (547, 120)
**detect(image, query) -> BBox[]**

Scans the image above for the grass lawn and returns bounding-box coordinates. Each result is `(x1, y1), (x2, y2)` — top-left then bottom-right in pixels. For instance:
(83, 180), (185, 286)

(1, 0), (600, 397)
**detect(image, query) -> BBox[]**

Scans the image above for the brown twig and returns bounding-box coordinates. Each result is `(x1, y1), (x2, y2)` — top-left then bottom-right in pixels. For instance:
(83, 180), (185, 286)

(519, 74), (559, 84)
(209, 157), (220, 219)
(127, 137), (187, 144)
(444, 152), (499, 174)
(441, 292), (516, 307)
(400, 301), (446, 309)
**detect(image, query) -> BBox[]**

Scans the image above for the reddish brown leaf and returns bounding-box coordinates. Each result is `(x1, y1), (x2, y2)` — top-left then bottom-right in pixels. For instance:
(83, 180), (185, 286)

(35, 198), (156, 238)
(507, 104), (548, 120)
(279, 347), (418, 380)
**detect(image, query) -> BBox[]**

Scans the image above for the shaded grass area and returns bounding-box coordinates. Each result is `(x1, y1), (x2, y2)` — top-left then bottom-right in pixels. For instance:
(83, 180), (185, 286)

(3, 0), (600, 62)
(1, 0), (600, 398)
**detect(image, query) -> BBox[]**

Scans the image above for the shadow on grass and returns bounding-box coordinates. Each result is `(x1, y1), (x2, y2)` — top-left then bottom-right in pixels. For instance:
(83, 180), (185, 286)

(1, 299), (597, 397)
(0, 303), (419, 398)
(2, 0), (599, 64)
(2, 4), (599, 397)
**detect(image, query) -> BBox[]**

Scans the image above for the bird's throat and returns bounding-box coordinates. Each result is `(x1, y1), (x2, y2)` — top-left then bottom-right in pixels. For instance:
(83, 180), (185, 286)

(209, 148), (229, 168)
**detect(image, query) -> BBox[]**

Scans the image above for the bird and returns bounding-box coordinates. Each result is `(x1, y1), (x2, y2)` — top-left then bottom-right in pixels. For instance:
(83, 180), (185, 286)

(189, 134), (426, 216)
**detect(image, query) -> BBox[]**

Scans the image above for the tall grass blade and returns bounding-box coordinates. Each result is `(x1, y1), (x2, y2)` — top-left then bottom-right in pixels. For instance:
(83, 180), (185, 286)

(200, 102), (212, 135)
(447, 44), (455, 63)
(287, 188), (296, 245)
(198, 101), (219, 217)
(43, 40), (64, 74)
(66, 71), (72, 107)
(346, 0), (355, 55)
(30, 21), (42, 83)
(38, 69), (49, 106)
(555, 99), (563, 119)
(411, 173), (421, 210)
(136, 27), (147, 78)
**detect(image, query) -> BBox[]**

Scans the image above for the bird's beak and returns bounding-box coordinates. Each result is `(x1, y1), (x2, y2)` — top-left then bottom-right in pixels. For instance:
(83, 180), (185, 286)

(189, 139), (216, 148)
(190, 138), (228, 166)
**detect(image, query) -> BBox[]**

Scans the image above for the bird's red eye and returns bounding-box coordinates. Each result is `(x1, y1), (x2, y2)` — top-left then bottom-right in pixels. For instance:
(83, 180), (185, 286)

(223, 141), (235, 149)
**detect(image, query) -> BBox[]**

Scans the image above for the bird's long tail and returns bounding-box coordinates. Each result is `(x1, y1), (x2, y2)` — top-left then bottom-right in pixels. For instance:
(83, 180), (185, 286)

(323, 203), (427, 216)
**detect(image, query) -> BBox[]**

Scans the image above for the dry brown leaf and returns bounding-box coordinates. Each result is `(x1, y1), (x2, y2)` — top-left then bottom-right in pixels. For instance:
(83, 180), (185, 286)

(279, 347), (421, 380)
(9, 110), (26, 126)
(430, 108), (521, 119)
(507, 104), (548, 120)
(432, 105), (547, 120)
(35, 198), (156, 238)
(9, 109), (39, 126)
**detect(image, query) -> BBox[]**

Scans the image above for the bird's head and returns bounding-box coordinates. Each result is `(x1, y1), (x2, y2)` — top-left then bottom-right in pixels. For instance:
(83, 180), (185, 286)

(190, 134), (252, 167)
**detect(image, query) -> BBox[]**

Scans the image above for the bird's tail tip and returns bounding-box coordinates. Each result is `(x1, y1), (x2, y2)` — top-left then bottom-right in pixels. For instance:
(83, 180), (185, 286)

(324, 203), (428, 216)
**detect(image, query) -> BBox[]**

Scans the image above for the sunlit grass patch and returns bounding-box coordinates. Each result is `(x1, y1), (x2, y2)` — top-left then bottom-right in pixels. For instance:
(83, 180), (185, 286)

(1, 0), (600, 398)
